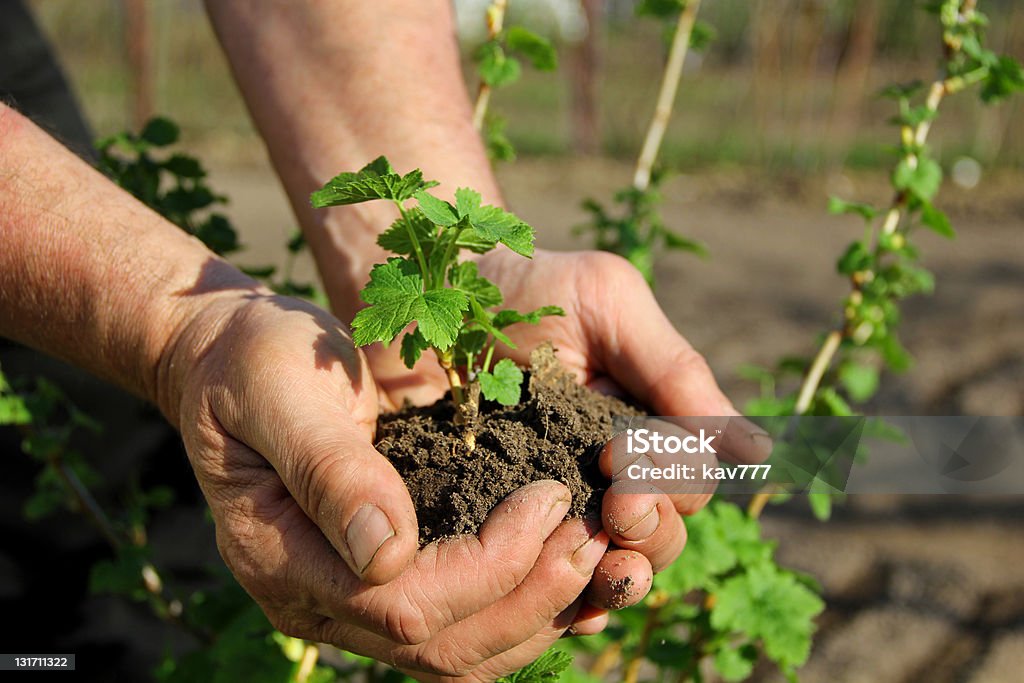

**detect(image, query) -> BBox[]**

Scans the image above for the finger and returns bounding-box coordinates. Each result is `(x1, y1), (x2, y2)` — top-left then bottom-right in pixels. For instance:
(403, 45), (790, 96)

(599, 419), (716, 514)
(415, 518), (606, 669)
(567, 604), (609, 636)
(587, 549), (653, 610)
(339, 480), (572, 645)
(589, 263), (771, 462)
(601, 483), (687, 572)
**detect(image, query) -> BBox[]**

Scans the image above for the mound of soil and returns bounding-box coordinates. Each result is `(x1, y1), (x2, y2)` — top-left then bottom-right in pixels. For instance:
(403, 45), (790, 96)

(375, 345), (642, 544)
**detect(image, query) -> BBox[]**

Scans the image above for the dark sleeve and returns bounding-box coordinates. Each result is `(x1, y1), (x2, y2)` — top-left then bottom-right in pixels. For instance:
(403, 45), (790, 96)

(0, 0), (95, 161)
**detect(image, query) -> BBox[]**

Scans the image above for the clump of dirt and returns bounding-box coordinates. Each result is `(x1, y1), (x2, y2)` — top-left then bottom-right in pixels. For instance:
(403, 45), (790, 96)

(375, 344), (642, 544)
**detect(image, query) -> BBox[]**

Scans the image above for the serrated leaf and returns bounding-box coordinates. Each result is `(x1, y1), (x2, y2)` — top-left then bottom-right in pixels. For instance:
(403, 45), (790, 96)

(920, 202), (956, 238)
(467, 204), (535, 257)
(505, 26), (558, 71)
(635, 0), (685, 19)
(415, 191), (461, 226)
(455, 187), (482, 220)
(417, 289), (469, 350)
(311, 156), (438, 208)
(400, 329), (429, 368)
(839, 363), (879, 403)
(713, 645), (758, 682)
(352, 259), (423, 346)
(498, 648), (573, 683)
(836, 241), (873, 275)
(377, 208), (438, 256)
(449, 262), (503, 307)
(710, 564), (824, 670)
(492, 305), (565, 329)
(353, 258), (467, 349)
(479, 358), (524, 406)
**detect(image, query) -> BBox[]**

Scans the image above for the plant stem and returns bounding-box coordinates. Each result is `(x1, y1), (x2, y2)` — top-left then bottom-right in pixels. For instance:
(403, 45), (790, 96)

(632, 0), (702, 192)
(590, 643), (622, 678)
(294, 643), (320, 683)
(472, 0), (509, 130)
(623, 592), (667, 683)
(786, 0), (977, 418)
(394, 201), (429, 281)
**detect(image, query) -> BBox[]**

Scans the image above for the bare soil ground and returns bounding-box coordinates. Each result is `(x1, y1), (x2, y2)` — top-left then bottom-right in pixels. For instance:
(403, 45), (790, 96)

(215, 157), (1024, 682)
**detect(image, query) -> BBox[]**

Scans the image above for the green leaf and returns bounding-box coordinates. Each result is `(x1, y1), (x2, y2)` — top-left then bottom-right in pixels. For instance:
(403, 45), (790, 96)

(817, 387), (854, 416)
(417, 289), (469, 350)
(662, 229), (709, 257)
(140, 117), (180, 146)
(877, 80), (924, 100)
(377, 208), (438, 256)
(0, 393), (32, 425)
(162, 154), (205, 178)
(479, 358), (524, 406)
(286, 230), (306, 254)
(195, 214), (240, 256)
(497, 648), (573, 683)
(415, 191), (461, 226)
(449, 262), (503, 308)
(635, 0), (685, 19)
(920, 202), (956, 238)
(467, 204), (535, 257)
(980, 55), (1024, 103)
(311, 156), (438, 208)
(711, 564), (824, 670)
(455, 187), (482, 220)
(89, 545), (149, 600)
(492, 305), (565, 329)
(484, 113), (516, 162)
(352, 259), (467, 349)
(505, 26), (558, 71)
(689, 20), (717, 52)
(476, 41), (522, 87)
(893, 157), (942, 201)
(400, 329), (429, 369)
(838, 363), (879, 403)
(808, 493), (833, 521)
(828, 196), (878, 222)
(240, 265), (277, 279)
(836, 241), (873, 275)
(713, 645), (758, 682)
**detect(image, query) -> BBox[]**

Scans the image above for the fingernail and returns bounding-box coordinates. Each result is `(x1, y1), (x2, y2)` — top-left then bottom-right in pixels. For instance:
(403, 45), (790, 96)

(346, 504), (395, 575)
(617, 505), (659, 542)
(571, 530), (607, 576)
(545, 496), (572, 530)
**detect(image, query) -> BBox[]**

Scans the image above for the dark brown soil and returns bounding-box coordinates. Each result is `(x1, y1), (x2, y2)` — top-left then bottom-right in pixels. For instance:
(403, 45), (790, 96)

(375, 344), (642, 544)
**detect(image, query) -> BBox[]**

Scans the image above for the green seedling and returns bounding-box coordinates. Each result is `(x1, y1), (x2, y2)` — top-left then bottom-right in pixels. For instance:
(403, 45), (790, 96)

(311, 156), (563, 447)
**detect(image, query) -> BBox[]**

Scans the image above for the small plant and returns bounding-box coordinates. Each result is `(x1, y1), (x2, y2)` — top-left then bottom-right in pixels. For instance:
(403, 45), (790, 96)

(470, 0), (558, 161)
(576, 0), (711, 286)
(310, 157), (563, 447)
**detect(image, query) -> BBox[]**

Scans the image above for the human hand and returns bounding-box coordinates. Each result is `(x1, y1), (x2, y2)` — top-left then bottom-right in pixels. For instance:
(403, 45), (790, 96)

(361, 249), (771, 618)
(159, 286), (610, 679)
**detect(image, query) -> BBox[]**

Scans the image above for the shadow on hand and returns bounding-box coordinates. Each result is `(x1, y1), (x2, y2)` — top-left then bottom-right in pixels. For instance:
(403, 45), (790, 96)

(175, 258), (363, 390)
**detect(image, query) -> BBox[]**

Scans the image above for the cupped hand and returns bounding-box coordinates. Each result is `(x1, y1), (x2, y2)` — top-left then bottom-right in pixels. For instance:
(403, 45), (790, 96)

(363, 249), (771, 618)
(160, 288), (610, 679)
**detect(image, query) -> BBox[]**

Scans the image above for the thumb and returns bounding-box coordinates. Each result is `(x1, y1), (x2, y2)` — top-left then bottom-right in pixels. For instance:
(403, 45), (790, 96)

(215, 392), (419, 585)
(594, 266), (772, 464)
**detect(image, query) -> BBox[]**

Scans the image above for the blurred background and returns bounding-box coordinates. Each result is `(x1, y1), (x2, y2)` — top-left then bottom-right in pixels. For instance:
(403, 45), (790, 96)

(9, 0), (1024, 680)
